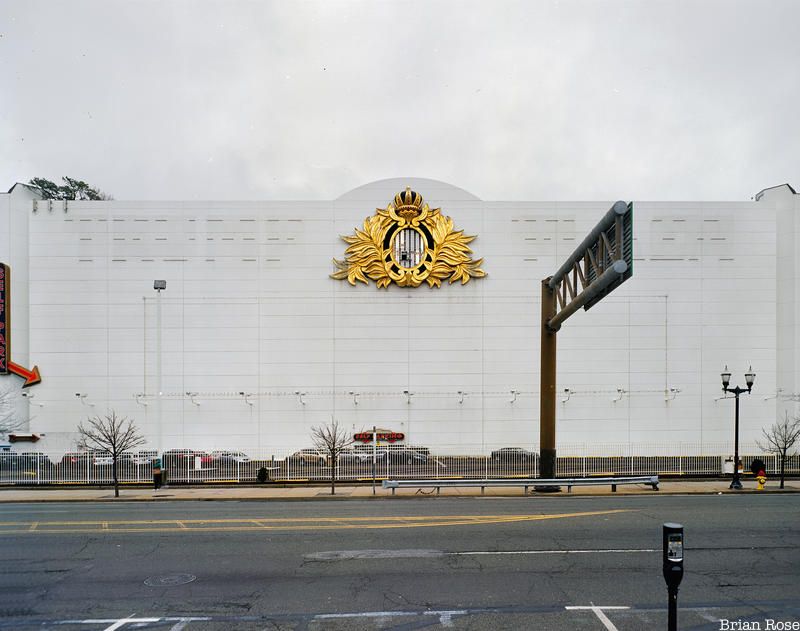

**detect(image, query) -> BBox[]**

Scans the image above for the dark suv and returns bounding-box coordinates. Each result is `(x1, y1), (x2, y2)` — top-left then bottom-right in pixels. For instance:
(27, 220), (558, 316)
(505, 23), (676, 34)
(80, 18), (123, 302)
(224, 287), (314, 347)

(377, 446), (428, 464)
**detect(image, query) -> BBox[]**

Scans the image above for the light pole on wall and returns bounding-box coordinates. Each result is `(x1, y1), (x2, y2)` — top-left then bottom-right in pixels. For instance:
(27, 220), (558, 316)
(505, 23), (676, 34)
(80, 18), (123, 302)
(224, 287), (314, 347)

(720, 365), (755, 490)
(154, 280), (166, 453)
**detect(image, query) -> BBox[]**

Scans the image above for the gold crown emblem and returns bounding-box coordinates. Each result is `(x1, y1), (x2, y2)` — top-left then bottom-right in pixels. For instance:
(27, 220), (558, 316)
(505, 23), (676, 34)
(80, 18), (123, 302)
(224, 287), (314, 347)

(393, 187), (424, 219)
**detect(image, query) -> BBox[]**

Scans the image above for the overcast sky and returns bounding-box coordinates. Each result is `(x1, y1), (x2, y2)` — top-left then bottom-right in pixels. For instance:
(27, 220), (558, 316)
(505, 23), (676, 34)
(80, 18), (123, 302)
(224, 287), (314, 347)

(1, 0), (798, 202)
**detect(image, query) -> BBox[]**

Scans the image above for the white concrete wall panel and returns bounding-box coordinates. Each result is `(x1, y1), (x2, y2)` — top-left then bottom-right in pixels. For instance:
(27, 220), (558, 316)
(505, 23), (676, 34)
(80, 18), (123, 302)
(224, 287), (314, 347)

(3, 179), (796, 455)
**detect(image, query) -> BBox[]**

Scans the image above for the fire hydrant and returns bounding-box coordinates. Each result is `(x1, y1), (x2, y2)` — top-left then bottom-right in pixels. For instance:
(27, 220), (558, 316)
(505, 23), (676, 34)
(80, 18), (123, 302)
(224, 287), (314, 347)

(750, 458), (767, 491)
(756, 469), (767, 491)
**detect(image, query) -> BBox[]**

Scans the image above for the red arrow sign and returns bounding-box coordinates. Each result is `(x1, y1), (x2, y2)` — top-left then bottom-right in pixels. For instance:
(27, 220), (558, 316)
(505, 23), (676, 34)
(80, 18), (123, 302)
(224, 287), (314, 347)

(8, 361), (41, 387)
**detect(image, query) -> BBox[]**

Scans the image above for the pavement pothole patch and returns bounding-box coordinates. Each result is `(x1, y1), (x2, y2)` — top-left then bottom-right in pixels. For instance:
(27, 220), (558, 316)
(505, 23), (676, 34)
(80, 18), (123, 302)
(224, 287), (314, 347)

(144, 573), (197, 587)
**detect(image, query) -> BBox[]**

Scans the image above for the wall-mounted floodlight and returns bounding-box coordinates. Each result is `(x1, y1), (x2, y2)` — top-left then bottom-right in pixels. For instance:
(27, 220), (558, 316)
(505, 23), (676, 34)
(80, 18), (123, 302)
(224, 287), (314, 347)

(664, 387), (681, 402)
(153, 280), (166, 291)
(186, 392), (201, 406)
(21, 392), (44, 407)
(295, 391), (306, 405)
(348, 391), (359, 405)
(457, 390), (465, 404)
(763, 388), (783, 401)
(403, 390), (413, 405)
(561, 388), (571, 403)
(75, 393), (95, 407)
(509, 389), (518, 404)
(239, 391), (254, 406)
(134, 393), (149, 407)
(611, 388), (626, 403)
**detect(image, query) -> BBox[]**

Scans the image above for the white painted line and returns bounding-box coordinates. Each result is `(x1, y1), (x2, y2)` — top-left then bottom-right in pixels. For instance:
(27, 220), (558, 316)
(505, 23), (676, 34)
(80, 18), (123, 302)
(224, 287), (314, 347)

(565, 605), (630, 631)
(425, 610), (467, 627)
(308, 548), (657, 561)
(454, 549), (656, 556)
(315, 611), (418, 620)
(101, 615), (160, 630)
(314, 609), (467, 624)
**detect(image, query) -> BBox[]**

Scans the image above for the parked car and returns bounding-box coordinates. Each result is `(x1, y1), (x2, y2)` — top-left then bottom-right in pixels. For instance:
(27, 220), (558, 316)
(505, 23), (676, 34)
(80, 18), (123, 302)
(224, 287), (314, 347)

(376, 446), (428, 464)
(354, 443), (430, 457)
(162, 449), (216, 470)
(289, 449), (327, 466)
(212, 450), (250, 464)
(1, 451), (53, 471)
(490, 447), (537, 462)
(133, 450), (158, 466)
(336, 448), (371, 464)
(60, 451), (91, 467)
(92, 452), (135, 466)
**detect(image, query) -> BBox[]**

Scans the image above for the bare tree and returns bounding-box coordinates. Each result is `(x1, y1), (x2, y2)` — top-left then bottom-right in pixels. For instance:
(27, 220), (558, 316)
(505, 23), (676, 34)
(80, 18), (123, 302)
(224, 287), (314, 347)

(311, 418), (353, 495)
(757, 412), (800, 489)
(0, 384), (24, 440)
(77, 411), (146, 497)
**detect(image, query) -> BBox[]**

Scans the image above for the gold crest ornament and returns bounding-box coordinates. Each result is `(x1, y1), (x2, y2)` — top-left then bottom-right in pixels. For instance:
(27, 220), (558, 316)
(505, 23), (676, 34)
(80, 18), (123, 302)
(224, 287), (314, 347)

(331, 188), (487, 288)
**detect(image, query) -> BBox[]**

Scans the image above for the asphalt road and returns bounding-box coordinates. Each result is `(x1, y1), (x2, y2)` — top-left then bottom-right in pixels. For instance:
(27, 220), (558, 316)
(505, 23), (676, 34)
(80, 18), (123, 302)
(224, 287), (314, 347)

(1, 495), (798, 630)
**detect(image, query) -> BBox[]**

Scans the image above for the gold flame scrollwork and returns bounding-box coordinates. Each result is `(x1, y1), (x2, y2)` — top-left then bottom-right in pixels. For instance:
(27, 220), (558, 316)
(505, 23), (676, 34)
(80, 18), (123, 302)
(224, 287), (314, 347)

(331, 188), (487, 288)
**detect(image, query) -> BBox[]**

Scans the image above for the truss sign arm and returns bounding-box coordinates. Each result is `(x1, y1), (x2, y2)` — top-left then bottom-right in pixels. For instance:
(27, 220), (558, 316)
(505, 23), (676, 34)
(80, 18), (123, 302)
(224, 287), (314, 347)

(546, 201), (633, 329)
(538, 199), (633, 482)
(547, 260), (628, 332)
(549, 201), (629, 290)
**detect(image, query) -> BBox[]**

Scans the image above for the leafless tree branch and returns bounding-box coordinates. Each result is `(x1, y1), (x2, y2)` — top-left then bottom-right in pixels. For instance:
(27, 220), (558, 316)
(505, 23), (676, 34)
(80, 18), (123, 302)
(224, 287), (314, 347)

(77, 410), (146, 497)
(757, 411), (800, 489)
(311, 418), (353, 495)
(0, 385), (25, 438)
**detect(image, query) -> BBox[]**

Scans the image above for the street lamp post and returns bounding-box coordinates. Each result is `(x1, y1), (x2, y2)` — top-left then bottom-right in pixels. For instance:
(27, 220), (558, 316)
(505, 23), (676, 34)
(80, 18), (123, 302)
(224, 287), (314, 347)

(154, 280), (166, 453)
(720, 365), (755, 490)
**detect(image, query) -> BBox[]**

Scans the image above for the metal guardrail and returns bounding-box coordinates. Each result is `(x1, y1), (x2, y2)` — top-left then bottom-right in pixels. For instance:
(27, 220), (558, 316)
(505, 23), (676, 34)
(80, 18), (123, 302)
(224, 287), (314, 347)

(382, 475), (660, 495)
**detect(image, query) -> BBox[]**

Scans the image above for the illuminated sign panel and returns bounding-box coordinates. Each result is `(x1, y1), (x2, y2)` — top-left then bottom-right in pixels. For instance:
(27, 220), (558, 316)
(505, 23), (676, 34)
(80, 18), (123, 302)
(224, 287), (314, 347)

(0, 262), (41, 387)
(0, 263), (8, 374)
(353, 431), (405, 443)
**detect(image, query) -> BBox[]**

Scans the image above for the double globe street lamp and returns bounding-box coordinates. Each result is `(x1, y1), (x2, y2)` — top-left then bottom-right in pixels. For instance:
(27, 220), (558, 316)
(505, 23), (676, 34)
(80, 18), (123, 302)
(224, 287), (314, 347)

(720, 365), (756, 490)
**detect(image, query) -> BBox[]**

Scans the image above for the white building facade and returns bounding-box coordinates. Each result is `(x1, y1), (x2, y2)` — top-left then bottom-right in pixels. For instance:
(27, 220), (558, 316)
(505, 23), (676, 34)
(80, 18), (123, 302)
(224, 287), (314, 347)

(1, 177), (798, 457)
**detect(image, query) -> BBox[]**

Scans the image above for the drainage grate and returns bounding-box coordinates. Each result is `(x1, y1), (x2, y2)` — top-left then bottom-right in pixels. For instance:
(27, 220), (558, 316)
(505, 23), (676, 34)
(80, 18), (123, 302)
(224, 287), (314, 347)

(144, 574), (197, 587)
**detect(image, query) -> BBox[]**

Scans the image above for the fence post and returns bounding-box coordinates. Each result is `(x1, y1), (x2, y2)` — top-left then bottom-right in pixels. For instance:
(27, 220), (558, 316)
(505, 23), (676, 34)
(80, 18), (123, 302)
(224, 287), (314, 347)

(582, 444), (586, 478)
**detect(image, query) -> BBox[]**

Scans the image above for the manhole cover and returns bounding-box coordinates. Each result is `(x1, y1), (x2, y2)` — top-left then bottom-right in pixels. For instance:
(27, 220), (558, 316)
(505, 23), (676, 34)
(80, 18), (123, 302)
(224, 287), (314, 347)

(144, 574), (196, 587)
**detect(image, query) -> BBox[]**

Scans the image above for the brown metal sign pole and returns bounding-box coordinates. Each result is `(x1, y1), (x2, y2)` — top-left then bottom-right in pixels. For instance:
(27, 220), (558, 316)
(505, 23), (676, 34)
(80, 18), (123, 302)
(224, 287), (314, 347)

(539, 277), (558, 482)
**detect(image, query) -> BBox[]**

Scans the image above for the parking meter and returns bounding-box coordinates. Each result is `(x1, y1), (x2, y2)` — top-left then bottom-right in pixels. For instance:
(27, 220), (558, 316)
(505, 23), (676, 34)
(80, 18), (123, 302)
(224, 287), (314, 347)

(662, 523), (684, 631)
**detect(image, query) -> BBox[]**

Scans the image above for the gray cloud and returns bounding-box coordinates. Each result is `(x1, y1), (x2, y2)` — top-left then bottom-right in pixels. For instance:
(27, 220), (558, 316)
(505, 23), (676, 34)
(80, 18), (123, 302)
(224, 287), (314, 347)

(1, 0), (798, 201)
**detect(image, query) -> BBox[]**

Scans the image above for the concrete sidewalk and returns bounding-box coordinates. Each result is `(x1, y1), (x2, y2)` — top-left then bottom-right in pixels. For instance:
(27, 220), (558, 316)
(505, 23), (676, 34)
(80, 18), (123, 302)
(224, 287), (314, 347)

(1, 479), (798, 502)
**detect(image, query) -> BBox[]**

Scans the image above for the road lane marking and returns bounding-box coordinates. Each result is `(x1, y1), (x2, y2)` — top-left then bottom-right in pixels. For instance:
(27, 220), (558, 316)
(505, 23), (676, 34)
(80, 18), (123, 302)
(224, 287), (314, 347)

(102, 614), (160, 630)
(453, 548), (656, 556)
(565, 605), (630, 631)
(308, 548), (656, 560)
(0, 509), (630, 534)
(60, 617), (210, 628)
(314, 610), (468, 626)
